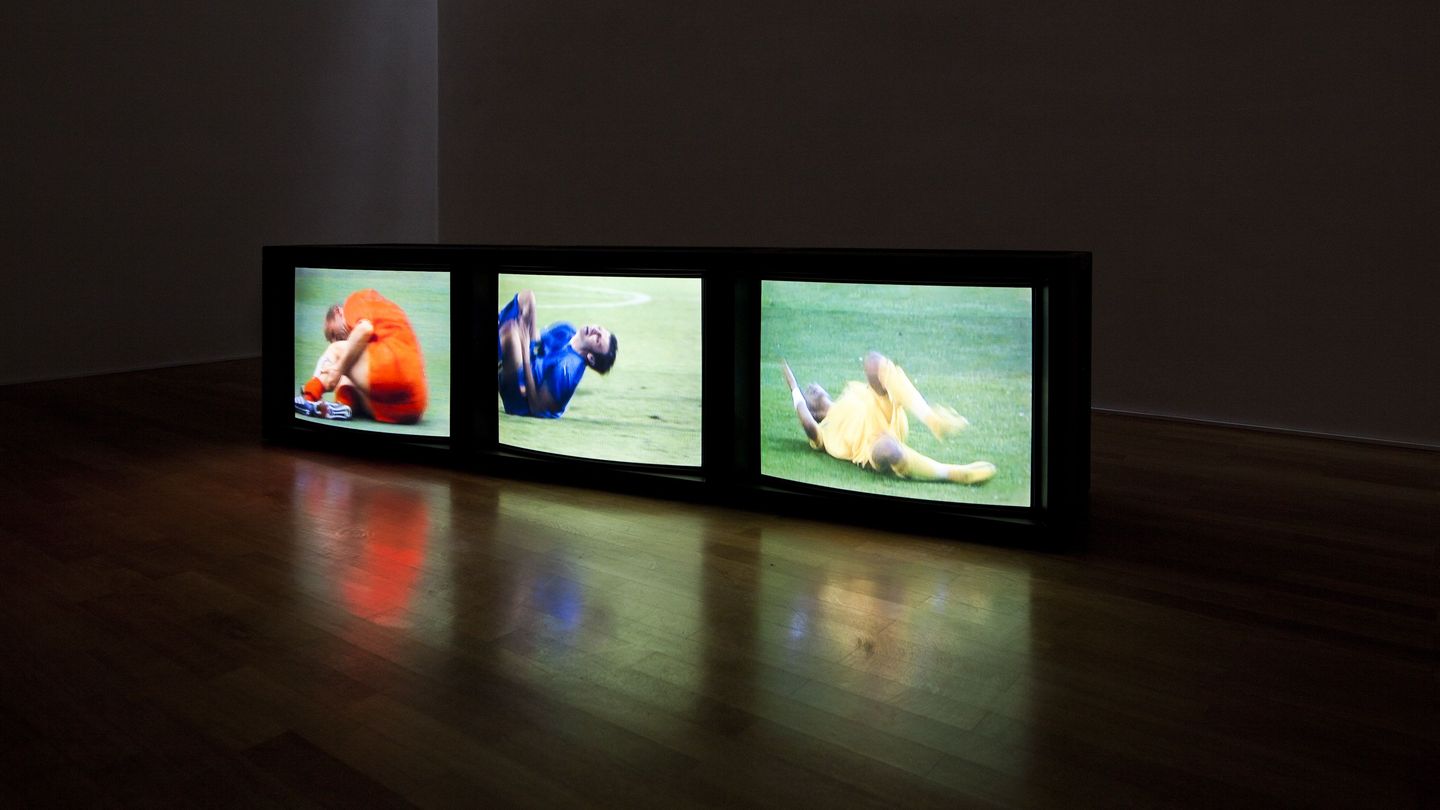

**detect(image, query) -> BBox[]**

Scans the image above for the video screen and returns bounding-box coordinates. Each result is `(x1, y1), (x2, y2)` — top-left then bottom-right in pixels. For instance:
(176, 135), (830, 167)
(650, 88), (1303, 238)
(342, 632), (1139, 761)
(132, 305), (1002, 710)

(497, 272), (702, 466)
(293, 267), (450, 438)
(760, 280), (1032, 507)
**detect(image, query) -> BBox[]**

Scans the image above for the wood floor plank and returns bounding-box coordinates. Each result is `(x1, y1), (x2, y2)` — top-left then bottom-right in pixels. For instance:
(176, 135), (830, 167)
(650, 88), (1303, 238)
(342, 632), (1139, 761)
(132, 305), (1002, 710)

(0, 359), (1434, 808)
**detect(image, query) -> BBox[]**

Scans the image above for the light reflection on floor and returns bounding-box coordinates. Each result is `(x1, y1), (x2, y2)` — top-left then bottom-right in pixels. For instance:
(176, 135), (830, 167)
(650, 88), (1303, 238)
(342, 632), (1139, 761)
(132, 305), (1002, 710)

(285, 467), (1038, 789)
(290, 461), (455, 639)
(759, 522), (1037, 788)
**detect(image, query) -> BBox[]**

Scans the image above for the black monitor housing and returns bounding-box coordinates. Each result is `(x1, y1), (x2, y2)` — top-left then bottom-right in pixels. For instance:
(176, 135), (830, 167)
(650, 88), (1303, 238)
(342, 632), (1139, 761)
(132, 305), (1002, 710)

(263, 245), (1089, 547)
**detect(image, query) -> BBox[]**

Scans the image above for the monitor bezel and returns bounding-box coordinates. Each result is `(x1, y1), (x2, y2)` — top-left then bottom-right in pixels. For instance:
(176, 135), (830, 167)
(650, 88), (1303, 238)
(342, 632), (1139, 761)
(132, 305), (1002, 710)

(733, 248), (1090, 541)
(262, 245), (466, 459)
(465, 246), (732, 499)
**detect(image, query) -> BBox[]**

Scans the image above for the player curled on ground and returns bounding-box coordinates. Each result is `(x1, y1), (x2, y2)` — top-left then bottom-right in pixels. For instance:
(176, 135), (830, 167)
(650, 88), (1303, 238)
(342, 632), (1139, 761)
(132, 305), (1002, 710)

(781, 352), (996, 485)
(295, 288), (429, 423)
(497, 290), (617, 418)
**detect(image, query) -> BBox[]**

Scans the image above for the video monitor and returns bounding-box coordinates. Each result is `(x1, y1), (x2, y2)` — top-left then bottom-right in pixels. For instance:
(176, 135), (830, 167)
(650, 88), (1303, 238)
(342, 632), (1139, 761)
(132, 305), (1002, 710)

(759, 279), (1034, 508)
(495, 271), (703, 467)
(292, 266), (451, 439)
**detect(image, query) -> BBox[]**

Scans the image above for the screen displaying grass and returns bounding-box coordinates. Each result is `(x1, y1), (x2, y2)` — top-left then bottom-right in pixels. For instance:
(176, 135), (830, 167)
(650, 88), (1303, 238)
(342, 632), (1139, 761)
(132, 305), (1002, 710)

(294, 267), (451, 437)
(761, 280), (1032, 507)
(498, 273), (703, 466)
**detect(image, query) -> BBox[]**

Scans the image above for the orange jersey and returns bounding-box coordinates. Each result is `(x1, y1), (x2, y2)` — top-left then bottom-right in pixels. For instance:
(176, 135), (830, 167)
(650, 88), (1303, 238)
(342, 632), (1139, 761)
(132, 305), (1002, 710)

(343, 289), (428, 423)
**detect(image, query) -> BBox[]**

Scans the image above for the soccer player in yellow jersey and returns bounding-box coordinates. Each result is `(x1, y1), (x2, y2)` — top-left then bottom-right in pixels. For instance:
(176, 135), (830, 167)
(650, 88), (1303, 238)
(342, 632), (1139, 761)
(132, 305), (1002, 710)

(781, 353), (997, 485)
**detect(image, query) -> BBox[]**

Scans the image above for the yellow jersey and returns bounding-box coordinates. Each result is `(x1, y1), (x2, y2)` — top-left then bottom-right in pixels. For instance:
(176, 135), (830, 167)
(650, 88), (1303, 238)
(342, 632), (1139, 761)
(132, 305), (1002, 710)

(811, 364), (911, 469)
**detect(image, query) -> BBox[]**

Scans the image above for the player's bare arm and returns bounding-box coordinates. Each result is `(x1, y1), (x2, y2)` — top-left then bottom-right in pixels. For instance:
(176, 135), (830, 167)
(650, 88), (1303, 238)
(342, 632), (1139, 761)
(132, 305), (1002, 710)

(781, 359), (820, 443)
(521, 353), (557, 415)
(318, 319), (374, 390)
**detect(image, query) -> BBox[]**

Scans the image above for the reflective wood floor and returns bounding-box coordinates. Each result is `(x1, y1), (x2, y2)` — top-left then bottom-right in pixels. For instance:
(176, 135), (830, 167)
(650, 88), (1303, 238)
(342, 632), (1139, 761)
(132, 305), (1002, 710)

(1, 360), (1435, 808)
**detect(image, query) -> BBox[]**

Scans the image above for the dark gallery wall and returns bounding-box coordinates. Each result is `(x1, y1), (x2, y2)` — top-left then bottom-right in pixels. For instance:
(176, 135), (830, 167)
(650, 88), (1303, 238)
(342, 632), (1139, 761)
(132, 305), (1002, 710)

(0, 2), (437, 385)
(439, 2), (1438, 447)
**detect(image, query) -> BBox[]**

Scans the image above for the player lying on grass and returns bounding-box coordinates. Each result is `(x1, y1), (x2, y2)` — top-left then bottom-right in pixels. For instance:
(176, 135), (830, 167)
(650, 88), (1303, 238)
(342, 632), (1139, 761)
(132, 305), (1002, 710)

(498, 290), (618, 418)
(781, 353), (996, 485)
(294, 289), (429, 423)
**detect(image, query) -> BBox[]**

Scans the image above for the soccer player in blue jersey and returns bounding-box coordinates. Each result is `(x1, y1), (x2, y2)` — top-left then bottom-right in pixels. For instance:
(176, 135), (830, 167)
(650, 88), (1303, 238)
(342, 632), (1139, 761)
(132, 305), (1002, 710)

(498, 290), (618, 418)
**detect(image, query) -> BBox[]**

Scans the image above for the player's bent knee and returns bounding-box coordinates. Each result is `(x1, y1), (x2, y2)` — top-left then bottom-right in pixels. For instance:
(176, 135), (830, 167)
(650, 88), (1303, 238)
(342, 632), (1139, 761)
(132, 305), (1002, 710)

(871, 435), (904, 471)
(865, 351), (889, 395)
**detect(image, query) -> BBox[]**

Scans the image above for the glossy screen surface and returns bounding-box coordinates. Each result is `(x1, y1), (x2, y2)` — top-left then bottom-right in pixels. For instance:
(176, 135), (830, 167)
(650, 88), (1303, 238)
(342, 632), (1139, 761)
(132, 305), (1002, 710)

(497, 273), (703, 466)
(760, 280), (1032, 506)
(293, 267), (450, 438)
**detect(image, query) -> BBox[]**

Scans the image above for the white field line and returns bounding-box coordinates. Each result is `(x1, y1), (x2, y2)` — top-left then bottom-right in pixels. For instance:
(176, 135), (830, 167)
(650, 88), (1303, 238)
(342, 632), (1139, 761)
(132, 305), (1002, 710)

(536, 282), (653, 310)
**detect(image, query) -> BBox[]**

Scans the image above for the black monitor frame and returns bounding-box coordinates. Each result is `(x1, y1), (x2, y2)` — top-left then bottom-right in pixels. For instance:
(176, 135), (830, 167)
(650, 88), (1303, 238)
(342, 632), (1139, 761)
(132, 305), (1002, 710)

(468, 246), (731, 501)
(261, 244), (468, 460)
(732, 248), (1090, 542)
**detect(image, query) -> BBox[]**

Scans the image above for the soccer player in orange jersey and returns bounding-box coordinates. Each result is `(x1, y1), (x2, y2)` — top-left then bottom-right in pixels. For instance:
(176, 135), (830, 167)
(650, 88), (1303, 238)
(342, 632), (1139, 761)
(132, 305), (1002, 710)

(296, 289), (429, 424)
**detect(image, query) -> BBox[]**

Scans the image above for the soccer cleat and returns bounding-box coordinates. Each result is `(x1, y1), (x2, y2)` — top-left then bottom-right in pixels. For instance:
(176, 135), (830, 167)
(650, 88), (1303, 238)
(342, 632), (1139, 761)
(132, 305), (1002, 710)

(294, 394), (352, 420)
(948, 461), (996, 485)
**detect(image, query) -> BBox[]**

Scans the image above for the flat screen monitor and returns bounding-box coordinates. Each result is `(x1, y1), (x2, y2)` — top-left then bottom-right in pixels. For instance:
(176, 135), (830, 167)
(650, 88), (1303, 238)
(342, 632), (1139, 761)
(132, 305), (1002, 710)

(759, 279), (1034, 508)
(291, 265), (451, 440)
(495, 270), (703, 467)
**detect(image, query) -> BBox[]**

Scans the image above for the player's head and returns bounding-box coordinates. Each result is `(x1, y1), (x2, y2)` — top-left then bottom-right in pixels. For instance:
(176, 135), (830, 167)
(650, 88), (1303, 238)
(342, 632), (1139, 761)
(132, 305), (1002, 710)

(578, 325), (617, 374)
(805, 383), (833, 421)
(323, 305), (349, 342)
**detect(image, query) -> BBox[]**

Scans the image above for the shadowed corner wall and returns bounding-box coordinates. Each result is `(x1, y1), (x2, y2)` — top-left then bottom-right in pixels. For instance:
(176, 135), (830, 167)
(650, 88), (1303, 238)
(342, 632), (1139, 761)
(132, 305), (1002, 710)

(0, 1), (438, 386)
(438, 1), (1439, 447)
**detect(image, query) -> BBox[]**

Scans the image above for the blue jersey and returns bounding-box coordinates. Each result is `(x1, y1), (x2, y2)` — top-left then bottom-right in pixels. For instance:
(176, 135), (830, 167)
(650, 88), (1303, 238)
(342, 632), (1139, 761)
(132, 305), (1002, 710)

(498, 295), (586, 418)
(528, 323), (586, 418)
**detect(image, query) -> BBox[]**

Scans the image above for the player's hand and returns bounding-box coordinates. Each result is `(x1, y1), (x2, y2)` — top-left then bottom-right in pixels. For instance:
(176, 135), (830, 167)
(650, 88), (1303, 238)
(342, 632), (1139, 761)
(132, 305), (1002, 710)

(319, 401), (352, 420)
(781, 359), (799, 393)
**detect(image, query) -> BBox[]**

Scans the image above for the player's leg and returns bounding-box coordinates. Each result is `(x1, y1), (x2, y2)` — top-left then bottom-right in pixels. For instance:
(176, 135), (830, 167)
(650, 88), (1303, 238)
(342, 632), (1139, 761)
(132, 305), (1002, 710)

(337, 345), (370, 392)
(865, 351), (968, 440)
(333, 374), (372, 419)
(299, 342), (347, 405)
(312, 341), (346, 380)
(296, 343), (356, 419)
(320, 343), (373, 420)
(499, 320), (530, 400)
(517, 290), (538, 338)
(871, 434), (995, 484)
(781, 359), (821, 444)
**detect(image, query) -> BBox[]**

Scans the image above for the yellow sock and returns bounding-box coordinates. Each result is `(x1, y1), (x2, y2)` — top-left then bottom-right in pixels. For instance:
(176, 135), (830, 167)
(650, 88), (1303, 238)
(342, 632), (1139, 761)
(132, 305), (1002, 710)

(892, 446), (995, 484)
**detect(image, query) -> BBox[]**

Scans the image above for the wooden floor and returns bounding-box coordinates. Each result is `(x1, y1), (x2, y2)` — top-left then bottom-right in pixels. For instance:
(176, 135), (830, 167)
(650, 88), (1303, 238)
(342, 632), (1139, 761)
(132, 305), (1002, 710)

(1, 359), (1435, 808)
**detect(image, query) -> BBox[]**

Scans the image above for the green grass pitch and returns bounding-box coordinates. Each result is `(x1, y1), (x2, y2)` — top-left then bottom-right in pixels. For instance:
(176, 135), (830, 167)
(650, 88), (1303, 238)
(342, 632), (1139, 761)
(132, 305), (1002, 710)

(760, 280), (1033, 507)
(498, 274), (703, 466)
(293, 268), (451, 437)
